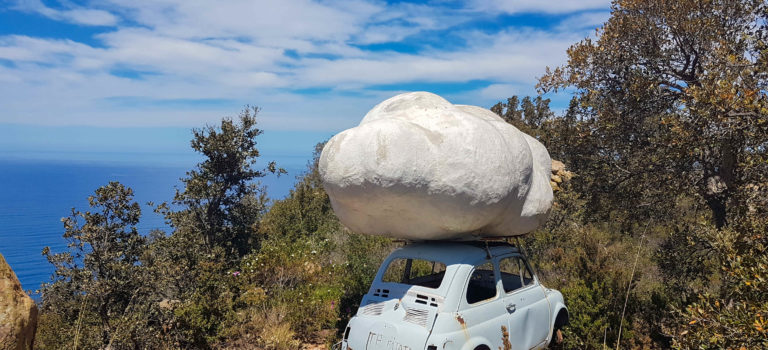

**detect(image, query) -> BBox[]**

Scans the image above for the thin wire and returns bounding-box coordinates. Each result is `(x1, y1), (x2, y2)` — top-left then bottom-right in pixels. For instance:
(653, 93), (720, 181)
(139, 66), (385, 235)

(616, 219), (652, 350)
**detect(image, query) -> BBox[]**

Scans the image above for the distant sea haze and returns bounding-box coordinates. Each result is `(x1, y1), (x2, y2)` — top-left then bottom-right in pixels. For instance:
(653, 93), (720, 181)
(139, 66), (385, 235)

(0, 159), (298, 294)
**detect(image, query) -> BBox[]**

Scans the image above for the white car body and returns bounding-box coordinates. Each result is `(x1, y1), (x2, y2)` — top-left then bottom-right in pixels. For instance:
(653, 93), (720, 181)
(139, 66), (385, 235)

(338, 241), (568, 350)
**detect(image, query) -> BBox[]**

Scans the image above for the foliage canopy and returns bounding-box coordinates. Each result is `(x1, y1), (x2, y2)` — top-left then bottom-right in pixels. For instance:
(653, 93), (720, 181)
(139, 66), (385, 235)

(540, 0), (768, 228)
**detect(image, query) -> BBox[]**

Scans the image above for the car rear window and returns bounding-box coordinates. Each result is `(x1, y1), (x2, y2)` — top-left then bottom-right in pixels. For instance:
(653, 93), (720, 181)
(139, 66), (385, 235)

(381, 258), (447, 289)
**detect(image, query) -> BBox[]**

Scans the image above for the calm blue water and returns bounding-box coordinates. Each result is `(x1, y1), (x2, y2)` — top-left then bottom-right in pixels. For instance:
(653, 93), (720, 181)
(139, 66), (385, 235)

(0, 159), (299, 294)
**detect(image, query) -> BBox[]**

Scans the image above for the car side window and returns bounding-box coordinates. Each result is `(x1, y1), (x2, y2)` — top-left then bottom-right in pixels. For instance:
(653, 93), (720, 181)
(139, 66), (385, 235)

(466, 262), (497, 304)
(499, 256), (534, 293)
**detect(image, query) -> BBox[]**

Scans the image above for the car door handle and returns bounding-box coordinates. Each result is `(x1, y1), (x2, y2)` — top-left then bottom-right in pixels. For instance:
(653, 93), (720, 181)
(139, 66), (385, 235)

(506, 304), (516, 313)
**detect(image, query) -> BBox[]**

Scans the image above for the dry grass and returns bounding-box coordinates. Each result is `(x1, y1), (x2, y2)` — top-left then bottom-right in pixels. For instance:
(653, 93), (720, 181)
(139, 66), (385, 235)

(217, 305), (301, 350)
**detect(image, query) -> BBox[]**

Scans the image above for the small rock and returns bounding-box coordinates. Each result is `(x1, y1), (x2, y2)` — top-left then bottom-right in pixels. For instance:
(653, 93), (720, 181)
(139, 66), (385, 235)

(157, 299), (180, 310)
(550, 159), (574, 191)
(551, 160), (566, 174)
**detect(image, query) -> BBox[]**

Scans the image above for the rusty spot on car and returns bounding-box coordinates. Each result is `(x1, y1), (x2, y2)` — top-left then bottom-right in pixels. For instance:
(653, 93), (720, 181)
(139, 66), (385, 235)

(456, 314), (469, 340)
(500, 326), (511, 350)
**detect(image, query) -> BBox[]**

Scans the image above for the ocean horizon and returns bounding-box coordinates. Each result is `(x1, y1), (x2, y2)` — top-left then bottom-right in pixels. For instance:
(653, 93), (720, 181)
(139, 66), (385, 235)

(0, 158), (300, 295)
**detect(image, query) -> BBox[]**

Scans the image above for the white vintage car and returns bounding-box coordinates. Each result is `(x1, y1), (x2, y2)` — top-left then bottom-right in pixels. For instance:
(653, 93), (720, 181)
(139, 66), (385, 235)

(337, 241), (568, 350)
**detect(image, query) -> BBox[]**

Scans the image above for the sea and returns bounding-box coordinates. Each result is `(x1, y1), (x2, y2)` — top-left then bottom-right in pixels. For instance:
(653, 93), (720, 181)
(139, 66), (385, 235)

(0, 158), (300, 295)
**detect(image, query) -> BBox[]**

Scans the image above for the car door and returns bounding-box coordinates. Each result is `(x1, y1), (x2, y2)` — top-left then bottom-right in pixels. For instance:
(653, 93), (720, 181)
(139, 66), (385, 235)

(456, 261), (506, 350)
(498, 255), (550, 349)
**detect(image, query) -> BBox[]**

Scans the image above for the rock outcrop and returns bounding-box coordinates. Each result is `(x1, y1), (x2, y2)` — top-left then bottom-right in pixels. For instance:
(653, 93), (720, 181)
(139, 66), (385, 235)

(0, 254), (37, 350)
(550, 159), (574, 192)
(320, 91), (553, 240)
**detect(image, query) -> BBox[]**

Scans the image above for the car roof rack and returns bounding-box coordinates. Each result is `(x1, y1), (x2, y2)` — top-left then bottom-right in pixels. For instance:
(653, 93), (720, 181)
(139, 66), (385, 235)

(392, 237), (518, 247)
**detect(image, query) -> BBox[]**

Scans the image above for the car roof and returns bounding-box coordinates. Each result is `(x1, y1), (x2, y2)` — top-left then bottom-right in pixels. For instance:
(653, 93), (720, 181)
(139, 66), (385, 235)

(388, 241), (521, 265)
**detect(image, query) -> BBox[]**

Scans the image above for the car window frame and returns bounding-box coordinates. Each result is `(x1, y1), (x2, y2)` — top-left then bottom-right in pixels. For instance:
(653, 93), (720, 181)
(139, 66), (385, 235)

(496, 254), (538, 295)
(462, 260), (500, 307)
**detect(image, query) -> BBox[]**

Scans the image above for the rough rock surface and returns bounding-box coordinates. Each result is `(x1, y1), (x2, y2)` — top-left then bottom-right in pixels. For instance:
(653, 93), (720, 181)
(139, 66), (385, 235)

(0, 253), (37, 350)
(550, 160), (574, 192)
(319, 92), (553, 240)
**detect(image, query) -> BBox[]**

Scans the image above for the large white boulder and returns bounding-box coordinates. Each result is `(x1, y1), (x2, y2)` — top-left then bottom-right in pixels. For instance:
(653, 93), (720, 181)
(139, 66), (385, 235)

(319, 92), (553, 240)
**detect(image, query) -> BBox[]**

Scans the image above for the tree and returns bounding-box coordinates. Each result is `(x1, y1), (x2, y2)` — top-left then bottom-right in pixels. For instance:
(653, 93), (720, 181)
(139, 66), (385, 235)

(146, 106), (286, 347)
(491, 95), (554, 137)
(257, 142), (336, 240)
(38, 182), (150, 349)
(490, 95), (587, 170)
(160, 106), (285, 262)
(672, 218), (768, 348)
(534, 0), (768, 347)
(215, 142), (394, 348)
(539, 0), (768, 228)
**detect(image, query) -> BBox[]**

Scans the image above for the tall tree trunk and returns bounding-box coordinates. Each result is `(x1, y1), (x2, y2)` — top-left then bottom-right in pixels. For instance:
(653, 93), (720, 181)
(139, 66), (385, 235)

(101, 302), (111, 349)
(705, 193), (728, 229)
(703, 140), (737, 229)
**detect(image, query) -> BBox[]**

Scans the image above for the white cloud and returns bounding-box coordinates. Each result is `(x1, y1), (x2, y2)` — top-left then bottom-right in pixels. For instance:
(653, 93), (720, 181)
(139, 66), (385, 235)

(0, 36), (109, 77)
(103, 0), (379, 43)
(351, 2), (473, 44)
(0, 0), (611, 130)
(470, 0), (611, 15)
(555, 11), (611, 31)
(479, 83), (521, 100)
(293, 29), (578, 87)
(97, 29), (287, 77)
(14, 0), (119, 26)
(354, 24), (422, 45)
(59, 8), (119, 26)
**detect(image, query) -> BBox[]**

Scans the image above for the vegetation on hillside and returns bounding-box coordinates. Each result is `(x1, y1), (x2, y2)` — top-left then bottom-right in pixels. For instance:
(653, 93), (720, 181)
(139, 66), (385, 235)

(35, 0), (766, 349)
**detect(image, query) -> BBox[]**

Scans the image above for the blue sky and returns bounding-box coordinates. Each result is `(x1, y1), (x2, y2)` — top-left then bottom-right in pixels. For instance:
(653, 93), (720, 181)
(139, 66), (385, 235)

(0, 0), (611, 170)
